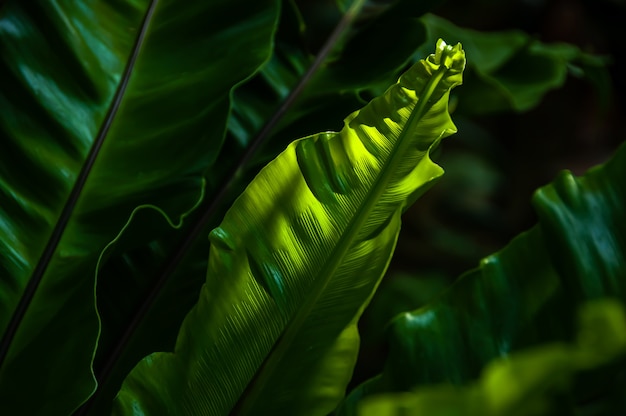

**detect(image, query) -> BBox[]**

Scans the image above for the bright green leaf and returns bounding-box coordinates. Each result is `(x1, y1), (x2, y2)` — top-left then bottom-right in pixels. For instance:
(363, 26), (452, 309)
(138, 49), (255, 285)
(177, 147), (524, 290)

(113, 39), (466, 416)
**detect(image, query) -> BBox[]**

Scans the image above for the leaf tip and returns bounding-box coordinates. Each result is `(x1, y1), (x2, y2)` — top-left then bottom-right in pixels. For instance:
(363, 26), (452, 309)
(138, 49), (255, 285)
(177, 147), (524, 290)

(433, 38), (466, 73)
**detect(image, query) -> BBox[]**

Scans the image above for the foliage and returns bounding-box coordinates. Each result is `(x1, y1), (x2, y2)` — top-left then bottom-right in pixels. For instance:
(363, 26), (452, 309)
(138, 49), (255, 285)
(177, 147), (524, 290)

(358, 299), (626, 416)
(338, 141), (626, 415)
(0, 1), (623, 415)
(112, 38), (465, 416)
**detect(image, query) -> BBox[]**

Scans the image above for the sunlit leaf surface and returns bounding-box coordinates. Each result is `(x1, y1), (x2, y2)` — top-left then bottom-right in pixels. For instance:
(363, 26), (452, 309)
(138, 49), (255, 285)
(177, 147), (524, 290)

(113, 40), (466, 416)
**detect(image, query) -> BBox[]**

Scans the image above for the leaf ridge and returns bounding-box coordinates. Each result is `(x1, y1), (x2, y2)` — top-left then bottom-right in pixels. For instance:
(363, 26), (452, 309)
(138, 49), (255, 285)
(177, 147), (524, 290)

(233, 40), (464, 415)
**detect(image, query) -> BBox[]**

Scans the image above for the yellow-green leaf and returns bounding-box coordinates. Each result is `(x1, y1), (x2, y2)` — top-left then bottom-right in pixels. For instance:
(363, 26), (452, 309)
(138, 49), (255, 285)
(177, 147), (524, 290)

(113, 40), (465, 416)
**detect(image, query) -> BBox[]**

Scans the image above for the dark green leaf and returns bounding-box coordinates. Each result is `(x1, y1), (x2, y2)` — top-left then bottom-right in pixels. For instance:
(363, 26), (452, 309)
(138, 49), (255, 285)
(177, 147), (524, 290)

(0, 1), (278, 414)
(90, 3), (436, 412)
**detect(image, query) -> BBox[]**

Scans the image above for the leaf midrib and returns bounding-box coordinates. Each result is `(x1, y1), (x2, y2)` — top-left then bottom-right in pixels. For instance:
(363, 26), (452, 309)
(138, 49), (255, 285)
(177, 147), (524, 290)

(0, 0), (159, 373)
(234, 61), (450, 415)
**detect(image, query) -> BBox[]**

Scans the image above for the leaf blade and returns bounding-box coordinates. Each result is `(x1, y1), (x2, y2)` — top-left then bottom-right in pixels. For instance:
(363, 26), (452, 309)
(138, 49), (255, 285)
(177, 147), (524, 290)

(0, 1), (279, 414)
(113, 40), (466, 416)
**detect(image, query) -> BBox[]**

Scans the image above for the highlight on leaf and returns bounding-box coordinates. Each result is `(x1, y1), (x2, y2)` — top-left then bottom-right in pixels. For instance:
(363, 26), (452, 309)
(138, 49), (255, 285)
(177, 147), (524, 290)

(112, 39), (465, 416)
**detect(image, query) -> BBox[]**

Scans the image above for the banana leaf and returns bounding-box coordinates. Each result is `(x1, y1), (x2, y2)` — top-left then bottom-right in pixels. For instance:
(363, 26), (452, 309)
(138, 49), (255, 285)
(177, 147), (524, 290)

(112, 40), (466, 416)
(338, 141), (626, 415)
(0, 1), (278, 414)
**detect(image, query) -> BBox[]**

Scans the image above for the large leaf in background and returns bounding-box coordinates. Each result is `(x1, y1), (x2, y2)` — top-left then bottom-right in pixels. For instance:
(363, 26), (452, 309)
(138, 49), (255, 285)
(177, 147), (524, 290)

(358, 299), (626, 416)
(418, 13), (610, 114)
(338, 141), (626, 415)
(0, 0), (278, 414)
(112, 40), (465, 416)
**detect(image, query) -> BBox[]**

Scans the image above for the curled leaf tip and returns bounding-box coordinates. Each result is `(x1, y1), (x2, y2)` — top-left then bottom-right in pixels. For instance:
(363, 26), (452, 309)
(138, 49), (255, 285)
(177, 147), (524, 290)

(433, 38), (466, 72)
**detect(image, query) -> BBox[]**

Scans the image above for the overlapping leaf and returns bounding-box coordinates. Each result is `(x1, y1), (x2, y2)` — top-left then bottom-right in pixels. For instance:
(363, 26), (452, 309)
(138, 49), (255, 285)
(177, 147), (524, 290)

(112, 40), (466, 416)
(0, 1), (278, 414)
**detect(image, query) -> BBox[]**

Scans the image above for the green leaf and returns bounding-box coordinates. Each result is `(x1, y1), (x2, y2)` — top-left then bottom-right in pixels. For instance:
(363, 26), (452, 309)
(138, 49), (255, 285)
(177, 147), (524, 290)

(83, 3), (431, 414)
(357, 299), (626, 416)
(533, 153), (626, 303)
(55, 4), (424, 415)
(385, 226), (562, 389)
(112, 40), (466, 416)
(88, 3), (437, 413)
(0, 1), (278, 414)
(419, 13), (610, 114)
(339, 141), (626, 414)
